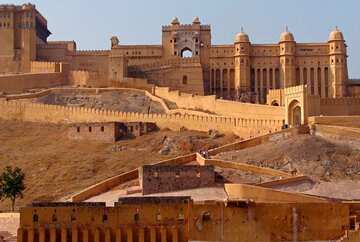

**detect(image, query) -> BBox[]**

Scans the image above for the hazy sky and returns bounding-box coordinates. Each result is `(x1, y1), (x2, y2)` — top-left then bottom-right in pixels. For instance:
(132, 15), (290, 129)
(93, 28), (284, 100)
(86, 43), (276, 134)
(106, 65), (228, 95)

(5, 0), (360, 77)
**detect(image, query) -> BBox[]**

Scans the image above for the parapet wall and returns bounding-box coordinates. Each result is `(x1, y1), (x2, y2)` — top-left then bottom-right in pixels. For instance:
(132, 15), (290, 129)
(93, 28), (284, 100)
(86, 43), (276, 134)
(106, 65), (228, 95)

(155, 86), (286, 120)
(30, 61), (62, 73)
(320, 97), (360, 116)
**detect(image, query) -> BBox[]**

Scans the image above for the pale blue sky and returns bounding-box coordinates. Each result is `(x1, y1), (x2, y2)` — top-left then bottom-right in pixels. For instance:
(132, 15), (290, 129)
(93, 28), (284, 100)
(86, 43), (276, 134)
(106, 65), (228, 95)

(4, 0), (360, 77)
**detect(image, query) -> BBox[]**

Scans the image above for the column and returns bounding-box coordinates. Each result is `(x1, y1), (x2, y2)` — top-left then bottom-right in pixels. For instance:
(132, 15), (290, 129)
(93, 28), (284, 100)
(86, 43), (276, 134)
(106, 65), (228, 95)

(116, 228), (122, 242)
(227, 69), (231, 98)
(160, 227), (167, 242)
(94, 228), (100, 242)
(83, 229), (89, 242)
(259, 69), (264, 103)
(28, 229), (34, 242)
(272, 68), (276, 89)
(138, 228), (145, 242)
(300, 68), (304, 85)
(307, 68), (311, 93)
(126, 227), (133, 242)
(39, 227), (45, 242)
(209, 69), (213, 94)
(220, 69), (223, 98)
(150, 228), (156, 242)
(61, 228), (67, 242)
(17, 228), (24, 242)
(266, 68), (270, 91)
(50, 227), (57, 242)
(105, 228), (111, 242)
(72, 226), (78, 242)
(171, 226), (178, 242)
(321, 68), (326, 97)
(314, 68), (319, 95)
(254, 68), (258, 103)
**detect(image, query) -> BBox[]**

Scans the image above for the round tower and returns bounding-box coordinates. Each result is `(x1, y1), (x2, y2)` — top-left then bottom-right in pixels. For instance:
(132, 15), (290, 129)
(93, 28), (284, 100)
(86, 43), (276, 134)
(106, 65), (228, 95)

(234, 29), (251, 99)
(328, 27), (347, 97)
(279, 28), (296, 88)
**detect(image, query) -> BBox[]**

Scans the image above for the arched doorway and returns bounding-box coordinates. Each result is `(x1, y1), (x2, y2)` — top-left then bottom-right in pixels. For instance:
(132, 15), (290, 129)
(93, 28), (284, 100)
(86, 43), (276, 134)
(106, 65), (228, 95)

(181, 47), (193, 58)
(288, 100), (302, 127)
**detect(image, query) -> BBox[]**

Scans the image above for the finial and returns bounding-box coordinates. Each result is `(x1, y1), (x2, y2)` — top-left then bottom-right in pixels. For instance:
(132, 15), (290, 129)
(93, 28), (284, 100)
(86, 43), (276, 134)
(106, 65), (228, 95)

(241, 26), (244, 33)
(285, 25), (289, 32)
(335, 26), (339, 31)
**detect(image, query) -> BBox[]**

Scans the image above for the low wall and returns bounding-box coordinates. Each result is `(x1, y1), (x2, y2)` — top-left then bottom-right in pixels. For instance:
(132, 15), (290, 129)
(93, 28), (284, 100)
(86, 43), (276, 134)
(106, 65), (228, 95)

(0, 73), (66, 93)
(155, 86), (285, 120)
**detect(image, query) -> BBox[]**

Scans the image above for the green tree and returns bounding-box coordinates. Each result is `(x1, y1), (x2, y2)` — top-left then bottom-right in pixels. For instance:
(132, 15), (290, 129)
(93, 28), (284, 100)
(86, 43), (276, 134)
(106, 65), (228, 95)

(0, 166), (25, 211)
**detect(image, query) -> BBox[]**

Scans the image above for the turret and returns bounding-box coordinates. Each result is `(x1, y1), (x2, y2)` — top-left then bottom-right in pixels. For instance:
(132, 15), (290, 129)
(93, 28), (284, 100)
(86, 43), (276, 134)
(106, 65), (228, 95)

(328, 27), (347, 97)
(279, 28), (296, 88)
(234, 29), (251, 98)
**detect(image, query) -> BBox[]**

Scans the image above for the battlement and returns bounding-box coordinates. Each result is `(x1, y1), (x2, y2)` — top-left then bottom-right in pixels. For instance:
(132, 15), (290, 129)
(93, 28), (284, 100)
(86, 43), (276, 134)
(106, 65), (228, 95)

(284, 85), (308, 95)
(75, 50), (110, 56)
(162, 24), (211, 31)
(131, 57), (201, 71)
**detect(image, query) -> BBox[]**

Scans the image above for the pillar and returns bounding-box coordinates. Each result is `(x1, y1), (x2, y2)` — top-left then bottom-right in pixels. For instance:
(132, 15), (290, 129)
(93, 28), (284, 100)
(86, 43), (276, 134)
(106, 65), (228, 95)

(272, 68), (276, 89)
(17, 228), (24, 242)
(61, 228), (67, 242)
(72, 226), (78, 242)
(171, 227), (178, 242)
(138, 228), (144, 242)
(227, 69), (231, 98)
(300, 68), (304, 85)
(314, 67), (319, 95)
(116, 228), (122, 242)
(266, 68), (270, 92)
(50, 227), (57, 242)
(83, 229), (89, 242)
(160, 227), (167, 242)
(126, 227), (133, 242)
(307, 67), (311, 92)
(321, 68), (326, 97)
(28, 229), (34, 242)
(150, 227), (156, 242)
(210, 69), (213, 94)
(220, 69), (223, 98)
(105, 228), (111, 242)
(259, 69), (264, 103)
(254, 68), (258, 102)
(39, 227), (45, 242)
(94, 228), (100, 242)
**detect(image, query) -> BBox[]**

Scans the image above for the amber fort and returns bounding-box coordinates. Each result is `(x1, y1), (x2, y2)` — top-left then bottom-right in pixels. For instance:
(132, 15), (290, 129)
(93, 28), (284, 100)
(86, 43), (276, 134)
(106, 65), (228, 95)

(1, 3), (360, 242)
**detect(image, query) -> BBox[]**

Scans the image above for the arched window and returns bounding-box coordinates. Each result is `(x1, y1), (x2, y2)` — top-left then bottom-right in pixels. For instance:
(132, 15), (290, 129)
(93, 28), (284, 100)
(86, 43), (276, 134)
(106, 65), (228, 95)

(181, 48), (193, 58)
(182, 75), (188, 85)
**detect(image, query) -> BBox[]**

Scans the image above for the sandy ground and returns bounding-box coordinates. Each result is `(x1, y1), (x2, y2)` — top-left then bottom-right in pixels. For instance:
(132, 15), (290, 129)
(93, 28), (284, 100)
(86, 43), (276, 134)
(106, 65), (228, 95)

(0, 119), (237, 211)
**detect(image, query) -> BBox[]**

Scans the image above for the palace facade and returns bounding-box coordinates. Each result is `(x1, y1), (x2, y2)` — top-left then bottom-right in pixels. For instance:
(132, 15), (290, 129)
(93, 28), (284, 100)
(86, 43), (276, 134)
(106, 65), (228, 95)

(0, 3), (352, 104)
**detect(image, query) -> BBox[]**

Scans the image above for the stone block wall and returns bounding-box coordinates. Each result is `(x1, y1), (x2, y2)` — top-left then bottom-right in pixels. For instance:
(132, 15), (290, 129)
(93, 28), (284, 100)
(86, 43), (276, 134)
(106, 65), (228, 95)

(67, 122), (117, 143)
(139, 165), (215, 195)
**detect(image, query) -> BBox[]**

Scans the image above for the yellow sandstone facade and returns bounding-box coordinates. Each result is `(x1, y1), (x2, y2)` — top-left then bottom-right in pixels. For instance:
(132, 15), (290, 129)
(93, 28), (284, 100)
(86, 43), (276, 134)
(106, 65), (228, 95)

(0, 4), (352, 104)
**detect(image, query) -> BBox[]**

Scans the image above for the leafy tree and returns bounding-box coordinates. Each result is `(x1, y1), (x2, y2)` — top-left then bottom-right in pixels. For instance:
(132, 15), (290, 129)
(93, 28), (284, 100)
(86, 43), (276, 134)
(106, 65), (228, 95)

(0, 166), (25, 211)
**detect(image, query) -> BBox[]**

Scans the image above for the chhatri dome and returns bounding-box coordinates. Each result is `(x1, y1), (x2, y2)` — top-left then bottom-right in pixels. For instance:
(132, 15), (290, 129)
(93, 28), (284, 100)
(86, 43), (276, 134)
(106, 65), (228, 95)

(171, 17), (180, 25)
(329, 27), (344, 41)
(280, 27), (295, 42)
(192, 16), (200, 24)
(234, 28), (250, 43)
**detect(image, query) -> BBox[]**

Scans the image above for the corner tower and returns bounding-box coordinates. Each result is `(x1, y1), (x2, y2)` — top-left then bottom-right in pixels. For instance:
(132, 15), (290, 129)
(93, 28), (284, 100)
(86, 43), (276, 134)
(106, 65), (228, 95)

(279, 29), (296, 88)
(234, 30), (251, 98)
(328, 27), (348, 97)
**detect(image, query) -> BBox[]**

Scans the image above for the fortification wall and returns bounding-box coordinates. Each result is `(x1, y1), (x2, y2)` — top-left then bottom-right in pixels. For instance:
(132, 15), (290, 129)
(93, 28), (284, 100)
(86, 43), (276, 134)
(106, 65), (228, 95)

(320, 97), (360, 116)
(69, 70), (101, 87)
(308, 116), (360, 128)
(155, 87), (285, 120)
(0, 73), (66, 93)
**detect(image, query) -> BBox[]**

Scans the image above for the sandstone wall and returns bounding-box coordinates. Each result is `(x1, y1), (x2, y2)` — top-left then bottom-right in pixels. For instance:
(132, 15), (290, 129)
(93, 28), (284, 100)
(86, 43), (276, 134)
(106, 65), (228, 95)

(0, 73), (66, 93)
(320, 97), (360, 116)
(30, 61), (61, 73)
(155, 86), (285, 120)
(0, 101), (283, 137)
